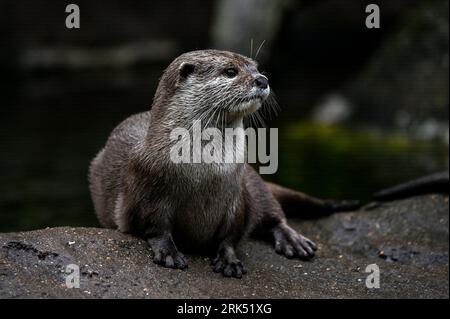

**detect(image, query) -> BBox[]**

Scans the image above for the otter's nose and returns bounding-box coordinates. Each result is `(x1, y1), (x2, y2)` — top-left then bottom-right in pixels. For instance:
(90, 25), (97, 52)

(254, 76), (269, 89)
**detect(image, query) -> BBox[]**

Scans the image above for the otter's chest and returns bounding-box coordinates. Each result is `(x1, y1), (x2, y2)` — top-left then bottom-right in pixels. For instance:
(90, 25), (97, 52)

(170, 164), (245, 247)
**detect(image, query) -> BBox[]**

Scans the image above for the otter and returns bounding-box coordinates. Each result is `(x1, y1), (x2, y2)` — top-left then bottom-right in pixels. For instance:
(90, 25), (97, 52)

(89, 50), (358, 278)
(372, 171), (449, 202)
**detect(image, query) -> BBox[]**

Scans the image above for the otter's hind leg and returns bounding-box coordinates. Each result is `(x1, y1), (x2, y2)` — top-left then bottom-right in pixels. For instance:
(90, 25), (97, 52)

(266, 182), (360, 219)
(244, 167), (317, 260)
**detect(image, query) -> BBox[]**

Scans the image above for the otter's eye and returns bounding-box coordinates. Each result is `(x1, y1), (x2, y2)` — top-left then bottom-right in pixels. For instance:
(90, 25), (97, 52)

(224, 67), (238, 78)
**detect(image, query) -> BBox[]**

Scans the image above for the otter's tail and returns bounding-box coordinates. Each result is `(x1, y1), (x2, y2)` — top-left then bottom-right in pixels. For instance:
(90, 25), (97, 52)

(266, 182), (361, 219)
(372, 171), (449, 202)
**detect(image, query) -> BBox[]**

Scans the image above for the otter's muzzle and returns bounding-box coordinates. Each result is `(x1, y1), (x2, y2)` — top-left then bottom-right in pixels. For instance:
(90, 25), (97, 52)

(253, 75), (269, 89)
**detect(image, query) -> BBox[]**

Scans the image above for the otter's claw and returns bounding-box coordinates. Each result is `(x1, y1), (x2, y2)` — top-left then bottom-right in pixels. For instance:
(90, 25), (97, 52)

(273, 224), (317, 259)
(212, 256), (246, 278)
(153, 249), (188, 269)
(212, 247), (246, 278)
(148, 236), (188, 270)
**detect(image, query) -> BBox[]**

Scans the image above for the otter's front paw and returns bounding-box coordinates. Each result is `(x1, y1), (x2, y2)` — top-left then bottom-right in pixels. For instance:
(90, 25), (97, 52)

(212, 252), (246, 278)
(148, 237), (188, 270)
(272, 225), (317, 260)
(153, 248), (188, 270)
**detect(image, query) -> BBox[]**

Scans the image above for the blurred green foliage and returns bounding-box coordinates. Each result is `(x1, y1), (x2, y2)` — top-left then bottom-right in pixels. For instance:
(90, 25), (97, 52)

(274, 123), (448, 201)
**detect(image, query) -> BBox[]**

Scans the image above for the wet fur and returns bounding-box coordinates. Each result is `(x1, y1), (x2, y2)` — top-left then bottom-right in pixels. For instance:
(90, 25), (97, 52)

(89, 50), (356, 278)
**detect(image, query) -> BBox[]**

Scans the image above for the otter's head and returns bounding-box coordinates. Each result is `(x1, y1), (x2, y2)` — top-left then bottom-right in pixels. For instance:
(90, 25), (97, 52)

(152, 50), (271, 125)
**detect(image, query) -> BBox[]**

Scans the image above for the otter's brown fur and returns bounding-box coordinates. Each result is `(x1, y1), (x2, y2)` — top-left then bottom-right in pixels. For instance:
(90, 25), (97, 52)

(89, 50), (357, 278)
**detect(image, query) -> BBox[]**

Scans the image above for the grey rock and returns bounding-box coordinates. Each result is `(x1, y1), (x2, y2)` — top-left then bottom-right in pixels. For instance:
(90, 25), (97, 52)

(0, 194), (448, 299)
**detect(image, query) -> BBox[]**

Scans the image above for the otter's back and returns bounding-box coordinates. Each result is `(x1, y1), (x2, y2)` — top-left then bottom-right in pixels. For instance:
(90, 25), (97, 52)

(89, 111), (151, 228)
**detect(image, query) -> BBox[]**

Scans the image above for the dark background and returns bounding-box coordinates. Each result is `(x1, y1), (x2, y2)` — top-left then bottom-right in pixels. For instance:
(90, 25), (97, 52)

(0, 0), (448, 231)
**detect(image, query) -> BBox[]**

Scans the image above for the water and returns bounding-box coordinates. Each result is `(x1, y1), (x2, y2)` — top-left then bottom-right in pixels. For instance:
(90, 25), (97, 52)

(0, 67), (447, 232)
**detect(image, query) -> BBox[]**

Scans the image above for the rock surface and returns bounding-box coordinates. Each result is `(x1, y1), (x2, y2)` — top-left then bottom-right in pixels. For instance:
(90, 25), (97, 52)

(0, 195), (448, 299)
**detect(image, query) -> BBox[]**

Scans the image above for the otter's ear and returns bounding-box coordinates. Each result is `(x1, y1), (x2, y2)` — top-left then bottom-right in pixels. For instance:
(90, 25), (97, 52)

(179, 62), (195, 79)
